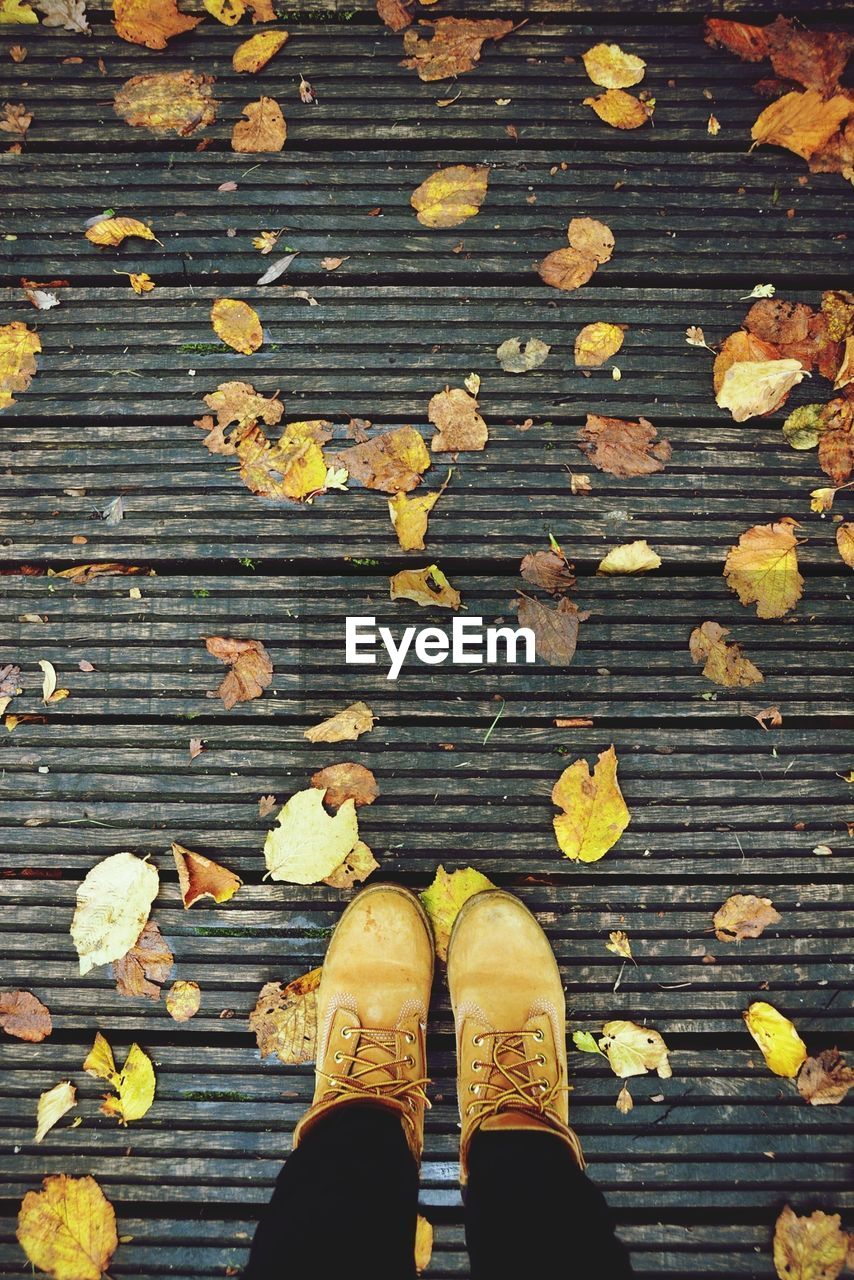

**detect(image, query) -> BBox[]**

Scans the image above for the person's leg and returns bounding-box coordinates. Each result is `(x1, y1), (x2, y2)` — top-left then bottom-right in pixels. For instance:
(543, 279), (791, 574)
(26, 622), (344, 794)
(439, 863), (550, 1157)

(246, 883), (434, 1280)
(465, 1129), (633, 1279)
(245, 1103), (419, 1280)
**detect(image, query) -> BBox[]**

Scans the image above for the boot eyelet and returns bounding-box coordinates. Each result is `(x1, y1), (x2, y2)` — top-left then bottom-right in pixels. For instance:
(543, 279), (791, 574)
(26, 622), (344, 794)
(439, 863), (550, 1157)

(469, 1083), (480, 1093)
(534, 1029), (544, 1042)
(466, 1104), (475, 1116)
(404, 1055), (415, 1067)
(333, 1051), (343, 1063)
(472, 1061), (482, 1071)
(341, 1027), (353, 1039)
(536, 1055), (546, 1066)
(405, 1032), (416, 1044)
(472, 1035), (482, 1047)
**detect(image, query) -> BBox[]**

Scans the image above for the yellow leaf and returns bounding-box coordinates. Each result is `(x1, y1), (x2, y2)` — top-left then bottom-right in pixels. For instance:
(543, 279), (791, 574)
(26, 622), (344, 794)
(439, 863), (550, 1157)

(773, 1206), (849, 1280)
(688, 620), (764, 687)
(165, 980), (201, 1022)
(599, 1020), (672, 1079)
(84, 1033), (156, 1123)
(304, 701), (374, 743)
(128, 272), (155, 294)
(210, 298), (263, 354)
(323, 840), (379, 890)
(597, 539), (661, 574)
(420, 864), (496, 961)
(34, 1081), (76, 1143)
(752, 89), (854, 160)
(204, 0), (244, 24)
(231, 96), (286, 152)
(836, 522), (854, 568)
(415, 1214), (433, 1274)
(16, 1174), (118, 1280)
(0, 0), (37, 22)
(70, 851), (159, 975)
(250, 968), (322, 1064)
(810, 487), (835, 514)
(334, 425), (431, 492)
(390, 564), (461, 609)
(724, 520), (804, 618)
(114, 70), (217, 137)
(713, 894), (780, 942)
(574, 321), (626, 367)
(716, 358), (807, 422)
(171, 843), (242, 908)
(743, 1001), (807, 1077)
(552, 745), (630, 863)
(410, 164), (489, 228)
(264, 787), (359, 884)
(388, 471), (450, 551)
(584, 88), (654, 129)
(0, 319), (40, 411)
(606, 930), (632, 960)
(233, 28), (289, 73)
(85, 216), (160, 248)
(582, 43), (646, 88)
(113, 0), (200, 48)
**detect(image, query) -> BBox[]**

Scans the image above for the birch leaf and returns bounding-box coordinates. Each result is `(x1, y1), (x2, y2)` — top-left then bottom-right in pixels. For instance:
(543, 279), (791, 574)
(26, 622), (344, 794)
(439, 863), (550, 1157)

(16, 1175), (117, 1280)
(264, 787), (359, 884)
(411, 164), (489, 228)
(552, 745), (630, 863)
(420, 864), (496, 961)
(210, 298), (263, 354)
(250, 969), (322, 1064)
(496, 336), (550, 373)
(724, 520), (804, 618)
(34, 1081), (77, 1143)
(71, 852), (159, 976)
(743, 1001), (807, 1077)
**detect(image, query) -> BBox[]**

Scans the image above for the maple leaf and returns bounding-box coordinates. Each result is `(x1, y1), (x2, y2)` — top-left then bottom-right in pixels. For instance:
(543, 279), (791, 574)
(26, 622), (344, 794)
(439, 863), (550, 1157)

(83, 1032), (155, 1123)
(713, 894), (780, 942)
(579, 414), (671, 476)
(584, 88), (654, 129)
(724, 520), (804, 618)
(34, 1081), (76, 1144)
(797, 1049), (854, 1106)
(410, 164), (489, 228)
(390, 564), (461, 610)
(597, 540), (661, 574)
(773, 1206), (849, 1280)
(496, 336), (550, 373)
(420, 864), (496, 961)
(598, 1020), (671, 1079)
(112, 919), (173, 999)
(743, 1001), (807, 1077)
(204, 635), (272, 710)
(0, 989), (51, 1042)
(264, 787), (359, 884)
(166, 980), (201, 1022)
(172, 843), (242, 908)
(113, 0), (200, 49)
(401, 18), (513, 82)
(71, 852), (158, 975)
(17, 1175), (117, 1280)
(582, 42), (645, 88)
(0, 101), (31, 143)
(517, 594), (587, 667)
(0, 319), (40, 410)
(428, 387), (488, 452)
(250, 969), (322, 1064)
(310, 762), (378, 809)
(210, 298), (263, 354)
(689, 621), (764, 687)
(552, 745), (630, 863)
(323, 840), (379, 890)
(114, 70), (217, 137)
(232, 96), (286, 153)
(304, 701), (374, 743)
(233, 28), (288, 72)
(333, 426), (430, 493)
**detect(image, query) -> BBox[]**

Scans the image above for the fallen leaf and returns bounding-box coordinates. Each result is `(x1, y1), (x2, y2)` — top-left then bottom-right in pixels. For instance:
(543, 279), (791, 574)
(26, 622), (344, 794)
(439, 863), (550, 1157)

(17, 1175), (117, 1280)
(570, 472), (591, 494)
(496, 336), (550, 373)
(113, 0), (200, 47)
(204, 0), (245, 23)
(597, 540), (661, 575)
(233, 28), (288, 72)
(574, 321), (626, 367)
(519, 548), (576, 596)
(773, 1205), (848, 1280)
(51, 562), (150, 585)
(616, 1083), (633, 1114)
(305, 702), (374, 743)
(573, 1030), (607, 1057)
(713, 894), (781, 942)
(204, 635), (272, 709)
(21, 283), (59, 310)
(333, 426), (430, 493)
(114, 70), (217, 136)
(310, 762), (378, 809)
(689, 621), (764, 687)
(258, 793), (277, 817)
(166, 980), (201, 1022)
(298, 75), (316, 104)
(84, 216), (159, 248)
(579, 414), (671, 477)
(71, 851), (159, 976)
(250, 968), (322, 1063)
(606, 930), (633, 960)
(836, 522), (854, 568)
(83, 1032), (155, 1123)
(428, 386), (488, 452)
(232, 96), (286, 152)
(401, 17), (513, 82)
(584, 88), (654, 129)
(410, 164), (489, 228)
(420, 864), (496, 961)
(34, 1081), (76, 1143)
(390, 564), (461, 610)
(707, 113), (720, 136)
(704, 17), (769, 62)
(388, 480), (446, 551)
(171, 843), (242, 909)
(0, 0), (38, 22)
(797, 1049), (854, 1106)
(599, 1020), (671, 1079)
(189, 736), (204, 760)
(724, 520), (804, 618)
(552, 745), (630, 863)
(743, 1001), (807, 1077)
(716, 358), (807, 422)
(0, 101), (31, 146)
(0, 319), (40, 410)
(0, 989), (51, 1042)
(203, 380), (283, 432)
(210, 298), (263, 354)
(517, 594), (586, 667)
(750, 705), (783, 730)
(34, 0), (88, 31)
(537, 248), (597, 293)
(38, 657), (57, 703)
(415, 1214), (433, 1274)
(323, 840), (379, 890)
(320, 255), (347, 270)
(9, 43), (27, 57)
(264, 787), (359, 884)
(257, 252), (297, 284)
(582, 42), (645, 88)
(112, 920), (173, 999)
(377, 0), (413, 32)
(752, 89), (854, 161)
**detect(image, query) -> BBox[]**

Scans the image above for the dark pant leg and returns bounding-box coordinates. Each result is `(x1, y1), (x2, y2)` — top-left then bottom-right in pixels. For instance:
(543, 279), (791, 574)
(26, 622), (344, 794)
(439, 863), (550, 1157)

(245, 1104), (419, 1280)
(465, 1131), (634, 1280)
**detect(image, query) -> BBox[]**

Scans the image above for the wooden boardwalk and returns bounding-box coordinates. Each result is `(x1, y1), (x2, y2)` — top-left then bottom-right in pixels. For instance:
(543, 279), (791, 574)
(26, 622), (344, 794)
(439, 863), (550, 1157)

(1, 1), (852, 1275)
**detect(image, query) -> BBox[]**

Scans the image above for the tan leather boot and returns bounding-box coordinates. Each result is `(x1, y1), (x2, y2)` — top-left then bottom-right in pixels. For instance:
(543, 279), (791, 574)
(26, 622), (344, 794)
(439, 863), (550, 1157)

(292, 883), (434, 1163)
(447, 889), (585, 1184)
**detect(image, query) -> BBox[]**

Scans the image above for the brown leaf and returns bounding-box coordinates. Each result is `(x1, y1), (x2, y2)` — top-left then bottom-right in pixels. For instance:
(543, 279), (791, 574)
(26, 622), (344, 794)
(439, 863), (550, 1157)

(377, 0), (414, 32)
(516, 594), (588, 668)
(204, 635), (272, 709)
(519, 549), (576, 596)
(114, 71), (217, 137)
(322, 840), (380, 890)
(171, 842), (243, 908)
(401, 17), (513, 82)
(689, 621), (764, 687)
(537, 248), (597, 293)
(332, 426), (430, 493)
(250, 969), (322, 1064)
(0, 990), (51, 1042)
(232, 96), (286, 153)
(113, 0), (201, 49)
(750, 705), (783, 730)
(0, 102), (31, 142)
(797, 1049), (854, 1106)
(304, 702), (375, 744)
(704, 18), (770, 62)
(819, 428), (853, 486)
(428, 387), (488, 452)
(751, 89), (854, 161)
(189, 737), (204, 760)
(320, 255), (347, 270)
(410, 164), (489, 229)
(112, 920), (174, 1000)
(51, 562), (150, 586)
(390, 564), (461, 610)
(713, 894), (781, 942)
(764, 17), (854, 98)
(310, 763), (379, 809)
(258, 793), (278, 817)
(772, 1205), (848, 1280)
(579, 414), (671, 477)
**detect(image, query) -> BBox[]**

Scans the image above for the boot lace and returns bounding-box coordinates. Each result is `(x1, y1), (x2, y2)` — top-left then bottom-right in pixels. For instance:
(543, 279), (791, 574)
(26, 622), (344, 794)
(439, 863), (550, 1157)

(319, 1025), (431, 1129)
(466, 1028), (566, 1122)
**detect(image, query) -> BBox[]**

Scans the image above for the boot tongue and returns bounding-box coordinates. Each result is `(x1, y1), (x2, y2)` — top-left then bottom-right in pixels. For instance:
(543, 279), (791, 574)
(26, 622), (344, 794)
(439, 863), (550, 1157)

(350, 1026), (400, 1088)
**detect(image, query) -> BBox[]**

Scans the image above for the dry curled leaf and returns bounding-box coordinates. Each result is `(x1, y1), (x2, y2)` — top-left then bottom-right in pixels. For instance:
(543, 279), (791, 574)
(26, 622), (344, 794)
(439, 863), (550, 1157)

(210, 298), (263, 354)
(113, 0), (200, 48)
(232, 28), (288, 73)
(744, 1001), (807, 1078)
(172, 843), (242, 908)
(323, 840), (379, 890)
(713, 894), (781, 942)
(552, 745), (630, 863)
(71, 851), (159, 976)
(232, 96), (286, 152)
(579, 414), (671, 477)
(615, 1083), (633, 1114)
(390, 564), (461, 610)
(83, 1032), (155, 1124)
(112, 919), (173, 1000)
(428, 386), (488, 452)
(724, 520), (804, 618)
(333, 426), (430, 493)
(377, 0), (413, 33)
(420, 864), (496, 961)
(85, 216), (159, 248)
(797, 1049), (854, 1107)
(401, 17), (512, 82)
(258, 794), (277, 817)
(0, 989), (51, 1042)
(250, 968), (322, 1064)
(166, 980), (201, 1022)
(204, 635), (272, 710)
(35, 0), (89, 33)
(114, 71), (216, 138)
(597, 540), (661, 575)
(773, 1205), (849, 1280)
(599, 1020), (671, 1079)
(17, 1175), (117, 1280)
(304, 702), (374, 743)
(689, 621), (764, 687)
(584, 88), (654, 129)
(310, 762), (378, 809)
(0, 319), (41, 411)
(716, 358), (807, 422)
(411, 164), (489, 228)
(517, 594), (586, 668)
(519, 549), (576, 596)
(574, 321), (626, 367)
(496, 336), (550, 373)
(34, 1081), (77, 1144)
(264, 787), (359, 884)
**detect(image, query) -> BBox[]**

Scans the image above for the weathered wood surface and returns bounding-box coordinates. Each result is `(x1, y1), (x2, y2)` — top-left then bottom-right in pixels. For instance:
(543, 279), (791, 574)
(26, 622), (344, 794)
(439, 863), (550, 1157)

(1, 3), (852, 1278)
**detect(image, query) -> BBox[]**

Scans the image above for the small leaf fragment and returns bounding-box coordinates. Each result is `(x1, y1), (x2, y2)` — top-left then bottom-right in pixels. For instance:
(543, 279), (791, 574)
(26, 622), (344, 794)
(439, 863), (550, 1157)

(597, 540), (661, 575)
(172, 843), (243, 908)
(34, 1081), (77, 1143)
(304, 702), (375, 743)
